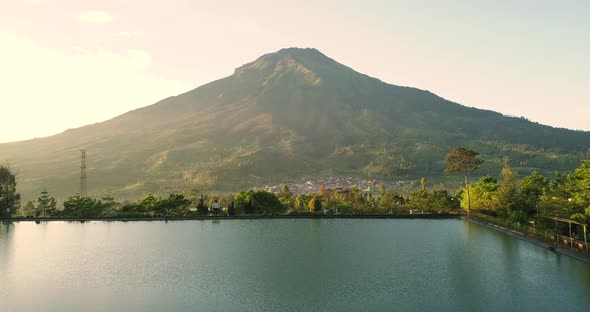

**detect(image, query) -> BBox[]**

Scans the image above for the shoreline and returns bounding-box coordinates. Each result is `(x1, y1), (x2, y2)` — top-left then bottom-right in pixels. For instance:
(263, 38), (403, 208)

(464, 216), (590, 265)
(0, 213), (461, 222)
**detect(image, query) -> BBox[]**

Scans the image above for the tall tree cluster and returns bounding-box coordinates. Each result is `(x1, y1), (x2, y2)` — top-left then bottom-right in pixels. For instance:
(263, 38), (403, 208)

(37, 189), (57, 217)
(444, 147), (483, 214)
(0, 165), (20, 218)
(456, 160), (590, 224)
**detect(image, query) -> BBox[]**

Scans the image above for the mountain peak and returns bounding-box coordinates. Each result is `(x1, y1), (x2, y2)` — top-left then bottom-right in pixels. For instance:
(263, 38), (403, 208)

(273, 47), (329, 59)
(232, 47), (327, 86)
(232, 47), (356, 88)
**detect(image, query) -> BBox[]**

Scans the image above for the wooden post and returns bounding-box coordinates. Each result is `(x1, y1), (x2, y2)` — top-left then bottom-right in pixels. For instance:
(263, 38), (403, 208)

(555, 219), (558, 245)
(584, 225), (588, 254)
(569, 222), (572, 248)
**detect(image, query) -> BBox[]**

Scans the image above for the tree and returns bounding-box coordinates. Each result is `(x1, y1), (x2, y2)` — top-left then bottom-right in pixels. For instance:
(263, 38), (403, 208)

(378, 183), (386, 195)
(308, 197), (322, 212)
(233, 192), (249, 215)
(61, 195), (105, 218)
(461, 175), (499, 212)
(234, 190), (283, 215)
(520, 171), (549, 217)
(290, 193), (316, 213)
(158, 193), (191, 217)
(101, 194), (117, 209)
(420, 177), (427, 191)
(497, 165), (520, 218)
(349, 187), (368, 214)
(227, 201), (235, 216)
(378, 191), (404, 213)
(22, 201), (35, 217)
(429, 189), (459, 212)
(538, 161), (590, 219)
(139, 193), (158, 212)
(407, 189), (429, 211)
(119, 200), (146, 216)
(100, 194), (118, 217)
(253, 190), (284, 214)
(280, 185), (292, 197)
(569, 160), (590, 210)
(196, 195), (208, 215)
(0, 165), (20, 218)
(444, 147), (484, 214)
(293, 194), (310, 212)
(319, 184), (329, 197)
(37, 188), (57, 217)
(278, 185), (294, 207)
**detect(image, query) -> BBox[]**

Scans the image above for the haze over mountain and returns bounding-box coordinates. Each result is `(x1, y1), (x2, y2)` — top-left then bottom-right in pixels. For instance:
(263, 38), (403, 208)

(2, 48), (589, 200)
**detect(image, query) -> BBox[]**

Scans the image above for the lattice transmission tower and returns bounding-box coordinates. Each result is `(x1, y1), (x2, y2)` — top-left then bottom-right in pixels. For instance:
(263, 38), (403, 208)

(80, 149), (87, 196)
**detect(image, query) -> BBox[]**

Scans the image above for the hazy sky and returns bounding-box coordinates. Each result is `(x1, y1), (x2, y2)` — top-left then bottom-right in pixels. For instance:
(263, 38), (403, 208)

(1, 0), (588, 143)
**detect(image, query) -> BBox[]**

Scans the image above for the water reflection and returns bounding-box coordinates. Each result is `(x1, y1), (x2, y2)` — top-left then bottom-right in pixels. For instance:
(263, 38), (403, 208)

(0, 222), (15, 298)
(0, 220), (589, 312)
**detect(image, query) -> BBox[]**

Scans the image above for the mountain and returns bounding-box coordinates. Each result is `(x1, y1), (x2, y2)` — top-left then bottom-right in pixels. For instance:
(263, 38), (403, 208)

(2, 47), (589, 200)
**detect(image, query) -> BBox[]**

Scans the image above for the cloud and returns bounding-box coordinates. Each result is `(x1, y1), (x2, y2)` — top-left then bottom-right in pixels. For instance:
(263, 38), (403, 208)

(76, 11), (113, 23)
(0, 32), (190, 143)
(117, 31), (141, 37)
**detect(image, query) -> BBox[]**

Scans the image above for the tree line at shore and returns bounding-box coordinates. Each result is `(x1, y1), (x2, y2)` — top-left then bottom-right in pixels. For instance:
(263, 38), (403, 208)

(1, 148), (589, 225)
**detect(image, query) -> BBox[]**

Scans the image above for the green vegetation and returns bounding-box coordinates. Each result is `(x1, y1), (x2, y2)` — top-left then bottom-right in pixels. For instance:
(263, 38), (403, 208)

(461, 175), (498, 211)
(0, 48), (588, 201)
(234, 190), (284, 215)
(4, 186), (459, 219)
(445, 147), (484, 213)
(459, 160), (590, 227)
(37, 189), (57, 217)
(0, 164), (20, 218)
(2, 143), (589, 223)
(61, 195), (107, 218)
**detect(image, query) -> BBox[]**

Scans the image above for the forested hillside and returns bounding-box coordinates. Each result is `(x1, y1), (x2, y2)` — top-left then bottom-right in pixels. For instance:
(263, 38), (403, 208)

(1, 48), (589, 201)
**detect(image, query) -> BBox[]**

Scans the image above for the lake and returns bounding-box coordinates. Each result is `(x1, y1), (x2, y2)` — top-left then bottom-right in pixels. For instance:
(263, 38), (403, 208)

(1, 219), (589, 311)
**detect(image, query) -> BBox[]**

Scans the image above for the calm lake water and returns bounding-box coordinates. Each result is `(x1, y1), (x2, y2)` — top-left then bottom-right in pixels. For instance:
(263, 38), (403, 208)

(1, 219), (589, 312)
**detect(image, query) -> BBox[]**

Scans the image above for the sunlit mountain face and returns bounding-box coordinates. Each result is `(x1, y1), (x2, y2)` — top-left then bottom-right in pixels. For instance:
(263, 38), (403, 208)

(1, 47), (589, 200)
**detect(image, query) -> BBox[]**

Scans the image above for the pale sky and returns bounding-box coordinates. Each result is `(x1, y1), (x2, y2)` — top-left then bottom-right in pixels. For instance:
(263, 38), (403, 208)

(0, 0), (588, 143)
